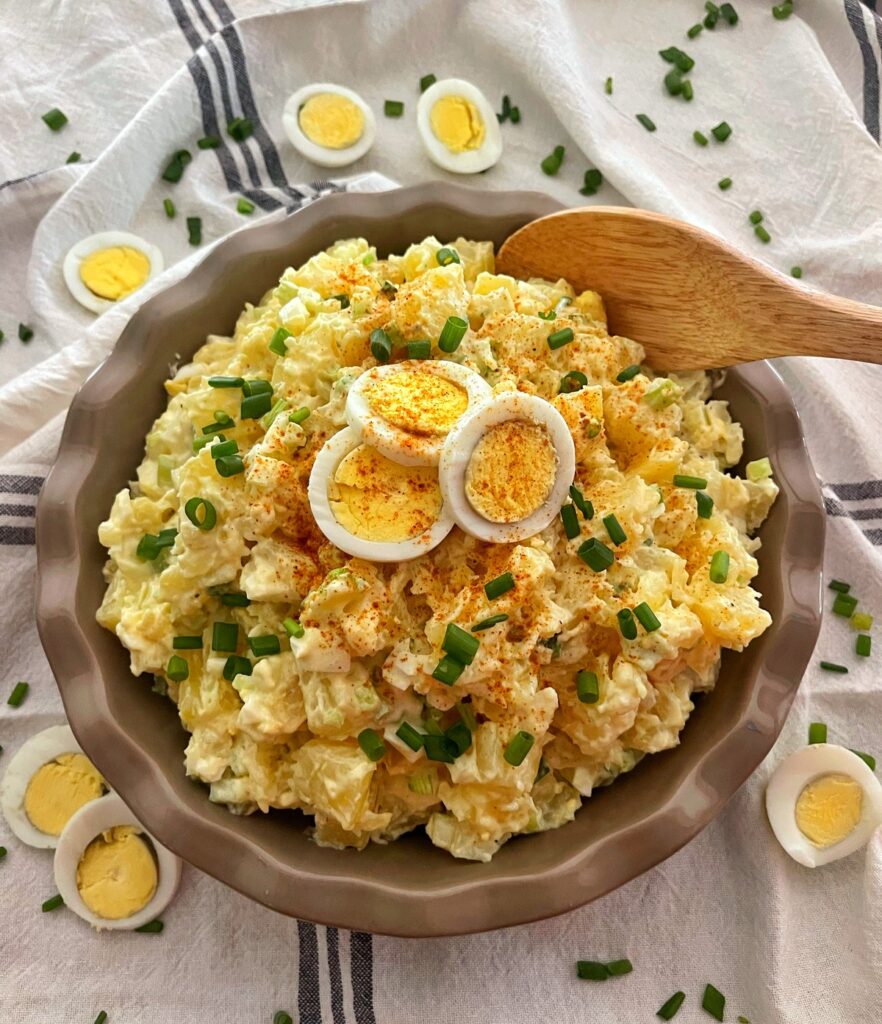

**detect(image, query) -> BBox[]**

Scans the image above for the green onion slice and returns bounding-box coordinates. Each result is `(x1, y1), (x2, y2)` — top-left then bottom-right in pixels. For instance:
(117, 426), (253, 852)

(636, 113), (657, 132)
(249, 635), (281, 658)
(576, 670), (599, 704)
(617, 609), (637, 640)
(569, 485), (594, 519)
(424, 734), (457, 763)
(634, 602), (661, 632)
(485, 572), (515, 600)
(184, 496), (217, 531)
(211, 621), (239, 653)
(442, 623), (480, 665)
(18, 324), (34, 342)
(657, 991), (686, 1020)
(395, 722), (423, 752)
(384, 100), (404, 117)
(560, 504), (581, 540)
(791, 265), (803, 278)
(472, 614), (509, 632)
(709, 550), (730, 583)
(283, 617), (305, 639)
(241, 393), (272, 420)
(504, 730), (535, 766)
(222, 655), (252, 681)
(163, 198), (176, 218)
(547, 327), (574, 350)
(438, 316), (467, 352)
(370, 328), (392, 362)
(808, 722), (827, 744)
(559, 370), (588, 394)
(673, 474), (707, 489)
(227, 117), (254, 141)
(578, 537), (615, 572)
(215, 454), (245, 477)
(606, 959), (633, 976)
(696, 491), (714, 519)
(220, 592), (250, 607)
(445, 721), (472, 757)
(718, 177), (733, 190)
(576, 961), (609, 981)
(856, 634), (872, 658)
(541, 145), (565, 176)
(172, 635), (202, 650)
(616, 364), (641, 382)
(819, 661), (848, 673)
(602, 513), (627, 545)
(702, 984), (725, 1022)
(405, 339), (431, 359)
(187, 216), (202, 246)
(832, 592), (858, 617)
(419, 73), (437, 92)
(851, 749), (876, 771)
(166, 655), (189, 682)
(42, 108), (68, 131)
(161, 149), (192, 183)
(605, 76), (613, 94)
(712, 121), (732, 142)
(432, 655), (465, 686)
(134, 919), (164, 933)
(694, 130), (709, 146)
(269, 327), (291, 356)
(208, 375), (244, 389)
(7, 682), (29, 707)
(198, 135), (221, 149)
(41, 894), (65, 912)
(358, 728), (386, 762)
(436, 246), (461, 266)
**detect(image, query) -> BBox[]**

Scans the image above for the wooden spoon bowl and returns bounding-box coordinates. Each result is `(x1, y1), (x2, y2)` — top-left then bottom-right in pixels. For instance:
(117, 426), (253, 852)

(496, 206), (881, 370)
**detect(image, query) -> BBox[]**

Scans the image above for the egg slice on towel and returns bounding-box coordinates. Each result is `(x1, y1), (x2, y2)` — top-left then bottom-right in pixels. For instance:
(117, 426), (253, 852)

(439, 391), (575, 544)
(308, 426), (455, 562)
(54, 793), (182, 930)
(1, 725), (106, 848)
(63, 231), (163, 314)
(282, 84), (375, 167)
(345, 359), (492, 466)
(765, 743), (882, 867)
(417, 78), (503, 174)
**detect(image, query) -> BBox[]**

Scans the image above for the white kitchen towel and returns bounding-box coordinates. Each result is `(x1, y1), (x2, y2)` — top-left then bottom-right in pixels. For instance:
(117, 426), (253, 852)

(1, 1), (882, 1022)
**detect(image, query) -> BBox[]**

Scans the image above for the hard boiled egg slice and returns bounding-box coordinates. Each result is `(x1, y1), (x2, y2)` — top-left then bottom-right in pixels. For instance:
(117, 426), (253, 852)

(282, 84), (375, 168)
(1, 725), (106, 849)
(346, 359), (493, 467)
(765, 743), (882, 867)
(308, 426), (454, 562)
(440, 392), (575, 543)
(417, 78), (503, 174)
(54, 792), (181, 930)
(63, 231), (163, 314)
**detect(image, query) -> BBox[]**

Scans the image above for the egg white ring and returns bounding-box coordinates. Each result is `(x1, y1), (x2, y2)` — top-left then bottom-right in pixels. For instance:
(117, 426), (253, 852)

(54, 793), (182, 930)
(282, 84), (376, 168)
(416, 78), (503, 175)
(765, 743), (882, 868)
(345, 359), (493, 467)
(0, 725), (106, 849)
(63, 231), (164, 315)
(439, 391), (576, 543)
(308, 426), (455, 562)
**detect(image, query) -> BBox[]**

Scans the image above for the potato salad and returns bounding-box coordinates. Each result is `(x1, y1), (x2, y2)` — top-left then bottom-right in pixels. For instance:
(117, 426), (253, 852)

(97, 235), (777, 862)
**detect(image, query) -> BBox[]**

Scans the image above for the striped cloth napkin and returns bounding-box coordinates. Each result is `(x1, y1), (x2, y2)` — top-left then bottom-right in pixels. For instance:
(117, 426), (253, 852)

(2, 1), (882, 1022)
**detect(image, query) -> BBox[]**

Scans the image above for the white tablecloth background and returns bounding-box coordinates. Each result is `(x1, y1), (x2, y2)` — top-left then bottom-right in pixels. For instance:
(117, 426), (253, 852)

(1, 1), (882, 1020)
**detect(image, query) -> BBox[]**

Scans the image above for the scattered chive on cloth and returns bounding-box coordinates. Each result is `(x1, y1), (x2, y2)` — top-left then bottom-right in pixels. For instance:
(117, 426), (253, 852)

(1, 1), (882, 1021)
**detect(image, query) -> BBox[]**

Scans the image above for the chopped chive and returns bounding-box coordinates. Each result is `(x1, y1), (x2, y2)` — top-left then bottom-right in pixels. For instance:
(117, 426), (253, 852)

(419, 73), (437, 92)
(94, 1013), (108, 1024)
(560, 504), (581, 540)
(576, 961), (609, 981)
(472, 613), (509, 632)
(704, 7), (719, 28)
(808, 722), (827, 744)
(220, 592), (249, 607)
(242, 377), (272, 397)
(215, 454), (245, 477)
(436, 246), (461, 266)
(606, 959), (633, 976)
(749, 209), (763, 225)
(851, 611), (873, 630)
(197, 135), (221, 149)
(547, 327), (574, 350)
(687, 22), (703, 37)
(657, 991), (686, 1020)
(580, 168), (604, 196)
(681, 80), (694, 102)
(755, 224), (771, 243)
(442, 623), (480, 665)
(710, 550), (730, 583)
(497, 94), (512, 123)
(578, 537), (615, 572)
(702, 984), (725, 1022)
(602, 513), (627, 546)
(819, 661), (848, 673)
(851, 749), (876, 770)
(408, 772), (435, 794)
(163, 198), (176, 219)
(833, 592), (858, 617)
(384, 100), (404, 117)
(161, 149), (192, 183)
(509, 106), (521, 124)
(208, 375), (244, 389)
(634, 601), (661, 632)
(249, 635), (281, 658)
(172, 635), (202, 650)
(457, 701), (478, 732)
(210, 439), (238, 459)
(856, 634), (872, 658)
(269, 326), (291, 357)
(362, 252), (376, 266)
(7, 682), (29, 707)
(746, 456), (773, 481)
(791, 266), (803, 278)
(404, 339), (431, 360)
(187, 216), (202, 246)
(617, 609), (637, 640)
(237, 198), (255, 215)
(659, 46), (695, 72)
(283, 617), (305, 639)
(538, 309), (556, 321)
(504, 730), (535, 766)
(18, 324), (34, 343)
(665, 67), (685, 97)
(616, 364), (641, 383)
(166, 655), (189, 682)
(370, 328), (392, 363)
(569, 485), (594, 519)
(485, 572), (515, 600)
(438, 316), (467, 352)
(424, 733), (457, 763)
(66, 151), (81, 164)
(211, 621), (238, 653)
(772, 0), (793, 18)
(541, 145), (565, 176)
(694, 130), (709, 146)
(240, 392), (272, 420)
(673, 474), (707, 489)
(0, 847), (5, 859)
(445, 721), (472, 757)
(718, 177), (733, 191)
(644, 379), (678, 409)
(227, 117), (253, 141)
(720, 2), (738, 24)
(576, 670), (599, 704)
(41, 894), (64, 912)
(42, 108), (68, 131)
(396, 722), (424, 752)
(535, 758), (550, 782)
(288, 406), (311, 426)
(357, 728), (386, 762)
(134, 919), (164, 933)
(432, 654), (466, 686)
(711, 121), (732, 142)
(222, 655), (252, 681)
(559, 370), (588, 394)
(184, 496), (217, 531)
(636, 113), (657, 132)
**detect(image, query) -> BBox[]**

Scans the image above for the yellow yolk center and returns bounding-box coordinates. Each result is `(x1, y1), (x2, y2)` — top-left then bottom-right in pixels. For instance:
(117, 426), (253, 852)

(298, 93), (365, 149)
(23, 753), (104, 836)
(430, 95), (485, 153)
(79, 247), (151, 301)
(466, 420), (558, 524)
(76, 826), (158, 920)
(795, 772), (863, 849)
(329, 444), (441, 542)
(366, 371), (469, 436)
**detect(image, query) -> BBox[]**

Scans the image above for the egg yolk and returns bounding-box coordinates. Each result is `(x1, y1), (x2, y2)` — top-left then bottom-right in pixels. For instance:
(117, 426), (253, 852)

(366, 370), (469, 436)
(298, 93), (365, 149)
(795, 772), (863, 848)
(76, 826), (158, 920)
(329, 444), (441, 542)
(23, 753), (104, 836)
(430, 95), (485, 153)
(79, 247), (151, 301)
(466, 420), (558, 524)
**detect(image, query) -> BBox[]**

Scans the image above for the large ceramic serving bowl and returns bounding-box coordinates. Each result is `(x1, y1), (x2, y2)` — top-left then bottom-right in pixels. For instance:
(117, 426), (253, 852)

(35, 183), (825, 937)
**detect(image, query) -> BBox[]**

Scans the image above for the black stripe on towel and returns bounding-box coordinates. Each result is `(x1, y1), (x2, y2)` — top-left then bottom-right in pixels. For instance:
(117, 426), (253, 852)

(825, 497), (882, 521)
(350, 932), (377, 1024)
(0, 503), (36, 518)
(829, 478), (882, 501)
(297, 920), (322, 1023)
(844, 0), (881, 141)
(0, 475), (43, 496)
(326, 927), (346, 1024)
(0, 525), (35, 545)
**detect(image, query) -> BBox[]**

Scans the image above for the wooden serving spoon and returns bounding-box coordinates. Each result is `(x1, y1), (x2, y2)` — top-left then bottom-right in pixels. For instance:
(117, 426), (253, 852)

(495, 206), (882, 370)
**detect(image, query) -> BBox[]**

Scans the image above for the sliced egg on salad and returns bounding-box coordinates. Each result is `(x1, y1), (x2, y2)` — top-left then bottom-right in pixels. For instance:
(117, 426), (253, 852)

(282, 84), (375, 167)
(308, 426), (455, 561)
(54, 792), (182, 930)
(417, 78), (502, 174)
(439, 391), (575, 543)
(1, 725), (106, 848)
(63, 231), (163, 314)
(765, 743), (882, 867)
(345, 359), (493, 466)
